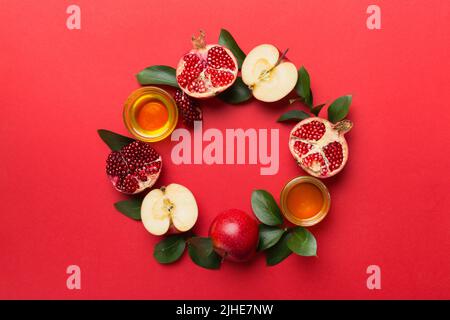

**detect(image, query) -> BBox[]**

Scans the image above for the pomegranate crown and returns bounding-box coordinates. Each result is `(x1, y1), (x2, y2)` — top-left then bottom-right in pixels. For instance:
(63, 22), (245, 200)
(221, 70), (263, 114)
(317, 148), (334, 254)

(192, 30), (206, 49)
(333, 119), (353, 134)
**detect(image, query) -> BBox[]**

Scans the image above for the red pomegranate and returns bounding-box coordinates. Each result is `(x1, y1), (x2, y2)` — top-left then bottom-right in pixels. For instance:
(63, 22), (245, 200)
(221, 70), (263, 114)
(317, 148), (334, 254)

(106, 141), (162, 194)
(209, 209), (259, 262)
(176, 31), (238, 98)
(289, 117), (352, 178)
(174, 89), (202, 127)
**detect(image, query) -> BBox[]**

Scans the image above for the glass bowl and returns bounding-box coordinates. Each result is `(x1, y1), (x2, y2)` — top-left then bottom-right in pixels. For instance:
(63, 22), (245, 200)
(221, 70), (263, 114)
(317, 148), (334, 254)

(123, 87), (178, 142)
(280, 176), (331, 227)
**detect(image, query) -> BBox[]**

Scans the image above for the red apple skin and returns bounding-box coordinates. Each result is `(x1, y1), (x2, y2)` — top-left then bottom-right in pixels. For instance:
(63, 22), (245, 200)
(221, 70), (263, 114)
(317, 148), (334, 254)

(209, 209), (259, 262)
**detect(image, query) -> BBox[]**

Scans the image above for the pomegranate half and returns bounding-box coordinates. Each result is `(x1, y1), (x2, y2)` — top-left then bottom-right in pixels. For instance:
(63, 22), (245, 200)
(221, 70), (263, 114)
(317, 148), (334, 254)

(176, 31), (238, 98)
(289, 117), (352, 178)
(106, 141), (162, 194)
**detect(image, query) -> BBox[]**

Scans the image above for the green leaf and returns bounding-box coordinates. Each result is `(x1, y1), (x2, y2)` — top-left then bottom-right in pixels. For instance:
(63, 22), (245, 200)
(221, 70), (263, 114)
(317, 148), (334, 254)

(266, 233), (292, 266)
(287, 227), (317, 257)
(136, 65), (179, 87)
(277, 110), (310, 123)
(97, 129), (134, 151)
(309, 88), (314, 108)
(218, 77), (252, 104)
(258, 225), (286, 251)
(251, 190), (283, 226)
(153, 235), (186, 264)
(295, 67), (312, 107)
(114, 198), (142, 220)
(218, 29), (246, 69)
(188, 237), (221, 270)
(311, 103), (326, 116)
(328, 95), (352, 123)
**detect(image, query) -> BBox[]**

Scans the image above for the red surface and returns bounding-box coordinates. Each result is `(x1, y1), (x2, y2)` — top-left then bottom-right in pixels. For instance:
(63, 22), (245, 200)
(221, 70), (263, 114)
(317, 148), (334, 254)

(0, 0), (449, 299)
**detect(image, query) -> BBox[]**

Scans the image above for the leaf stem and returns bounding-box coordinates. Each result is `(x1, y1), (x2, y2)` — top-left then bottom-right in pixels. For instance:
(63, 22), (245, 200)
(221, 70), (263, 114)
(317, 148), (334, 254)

(289, 97), (304, 105)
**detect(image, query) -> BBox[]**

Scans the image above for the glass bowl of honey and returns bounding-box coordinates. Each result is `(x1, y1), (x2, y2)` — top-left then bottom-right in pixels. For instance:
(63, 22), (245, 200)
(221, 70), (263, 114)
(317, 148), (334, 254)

(280, 176), (331, 227)
(123, 87), (178, 142)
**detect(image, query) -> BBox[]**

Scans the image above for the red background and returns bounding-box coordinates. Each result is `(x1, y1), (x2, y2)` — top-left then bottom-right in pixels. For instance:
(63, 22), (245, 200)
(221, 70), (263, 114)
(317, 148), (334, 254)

(1, 0), (449, 299)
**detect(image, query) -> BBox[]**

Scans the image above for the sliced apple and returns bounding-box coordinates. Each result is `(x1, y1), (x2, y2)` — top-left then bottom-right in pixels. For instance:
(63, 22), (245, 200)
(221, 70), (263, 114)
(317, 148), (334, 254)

(141, 183), (198, 236)
(242, 44), (298, 103)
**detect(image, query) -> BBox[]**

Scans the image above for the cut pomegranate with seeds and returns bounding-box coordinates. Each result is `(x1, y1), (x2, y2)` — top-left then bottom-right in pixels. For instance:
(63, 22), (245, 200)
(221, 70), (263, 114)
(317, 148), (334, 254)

(289, 117), (352, 178)
(174, 89), (202, 127)
(106, 141), (162, 194)
(176, 31), (238, 98)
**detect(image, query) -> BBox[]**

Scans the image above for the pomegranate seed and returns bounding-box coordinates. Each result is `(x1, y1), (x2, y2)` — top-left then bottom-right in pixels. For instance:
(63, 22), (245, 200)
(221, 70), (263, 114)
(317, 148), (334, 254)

(177, 54), (207, 90)
(301, 153), (328, 176)
(323, 141), (344, 172)
(207, 69), (235, 87)
(174, 90), (202, 127)
(293, 141), (312, 156)
(207, 46), (236, 70)
(292, 120), (326, 141)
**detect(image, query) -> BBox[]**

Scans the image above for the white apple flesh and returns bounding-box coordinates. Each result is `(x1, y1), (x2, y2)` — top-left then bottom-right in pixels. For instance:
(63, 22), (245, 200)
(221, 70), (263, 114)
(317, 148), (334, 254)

(242, 44), (298, 102)
(141, 183), (198, 236)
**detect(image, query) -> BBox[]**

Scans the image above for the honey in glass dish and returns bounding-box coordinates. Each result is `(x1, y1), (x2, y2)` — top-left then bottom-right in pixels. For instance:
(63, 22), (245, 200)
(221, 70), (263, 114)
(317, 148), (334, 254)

(123, 87), (178, 142)
(280, 176), (331, 227)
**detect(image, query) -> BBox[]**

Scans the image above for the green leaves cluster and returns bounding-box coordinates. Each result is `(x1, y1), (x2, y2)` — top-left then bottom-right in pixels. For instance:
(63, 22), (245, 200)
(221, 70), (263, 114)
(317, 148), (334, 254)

(154, 235), (222, 269)
(135, 29), (252, 105)
(251, 190), (317, 266)
(278, 66), (352, 123)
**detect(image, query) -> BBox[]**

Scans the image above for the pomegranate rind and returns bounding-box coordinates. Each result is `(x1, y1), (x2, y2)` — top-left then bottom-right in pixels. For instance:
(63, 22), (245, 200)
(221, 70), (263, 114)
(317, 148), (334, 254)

(176, 44), (238, 99)
(289, 117), (350, 178)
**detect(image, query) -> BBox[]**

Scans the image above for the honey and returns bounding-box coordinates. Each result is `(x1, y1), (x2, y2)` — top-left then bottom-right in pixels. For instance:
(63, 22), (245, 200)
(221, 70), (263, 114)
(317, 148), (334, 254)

(136, 101), (169, 131)
(123, 87), (178, 142)
(280, 176), (331, 227)
(287, 183), (324, 220)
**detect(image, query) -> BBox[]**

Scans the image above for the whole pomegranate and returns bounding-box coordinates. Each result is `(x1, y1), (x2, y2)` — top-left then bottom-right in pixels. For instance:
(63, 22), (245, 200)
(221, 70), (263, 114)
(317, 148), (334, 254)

(176, 31), (238, 98)
(209, 209), (259, 262)
(289, 117), (352, 178)
(106, 141), (162, 194)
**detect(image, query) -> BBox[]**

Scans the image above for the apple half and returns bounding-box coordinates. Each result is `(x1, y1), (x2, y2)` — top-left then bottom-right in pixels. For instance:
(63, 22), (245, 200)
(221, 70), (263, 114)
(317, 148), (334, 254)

(242, 44), (298, 102)
(141, 183), (198, 236)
